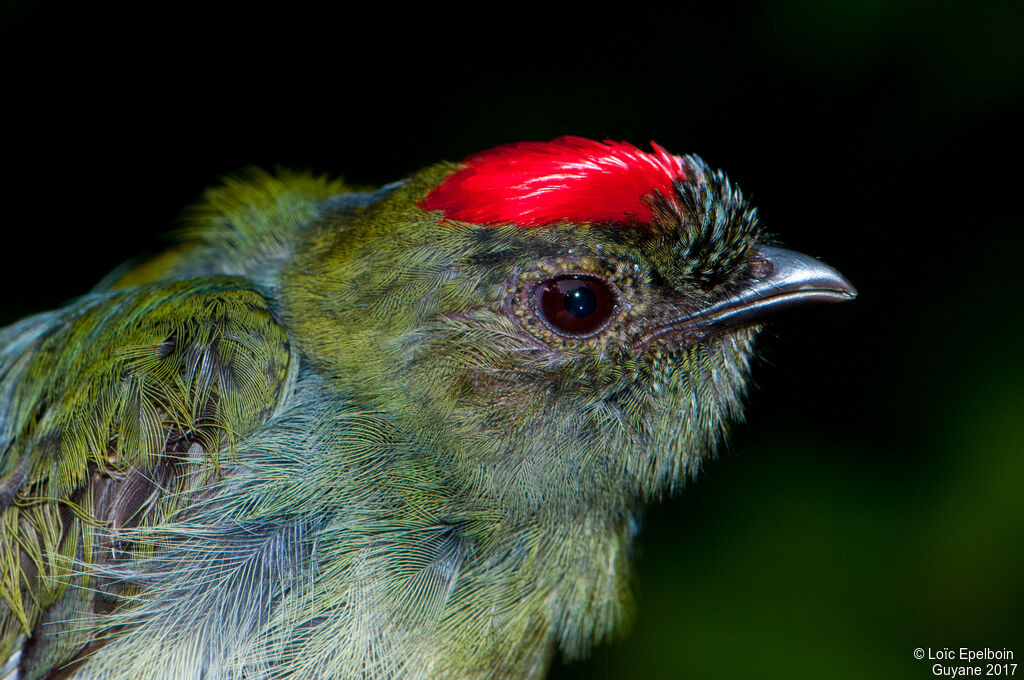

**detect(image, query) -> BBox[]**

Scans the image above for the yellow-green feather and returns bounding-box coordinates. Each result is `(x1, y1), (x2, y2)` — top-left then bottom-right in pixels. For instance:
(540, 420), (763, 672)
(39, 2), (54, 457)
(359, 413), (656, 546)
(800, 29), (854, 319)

(0, 278), (293, 670)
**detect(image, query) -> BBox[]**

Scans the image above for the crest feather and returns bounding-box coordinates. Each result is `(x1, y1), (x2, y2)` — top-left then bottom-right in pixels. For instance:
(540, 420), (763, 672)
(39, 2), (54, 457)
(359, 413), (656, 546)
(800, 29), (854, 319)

(419, 136), (687, 227)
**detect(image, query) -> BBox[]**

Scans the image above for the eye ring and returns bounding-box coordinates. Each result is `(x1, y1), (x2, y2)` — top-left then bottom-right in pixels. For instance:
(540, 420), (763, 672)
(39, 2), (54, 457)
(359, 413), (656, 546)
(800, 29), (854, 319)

(531, 275), (617, 338)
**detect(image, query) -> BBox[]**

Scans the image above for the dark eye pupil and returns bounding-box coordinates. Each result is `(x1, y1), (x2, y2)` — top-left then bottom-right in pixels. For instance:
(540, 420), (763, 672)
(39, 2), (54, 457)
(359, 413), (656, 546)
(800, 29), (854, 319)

(533, 275), (614, 337)
(563, 287), (597, 318)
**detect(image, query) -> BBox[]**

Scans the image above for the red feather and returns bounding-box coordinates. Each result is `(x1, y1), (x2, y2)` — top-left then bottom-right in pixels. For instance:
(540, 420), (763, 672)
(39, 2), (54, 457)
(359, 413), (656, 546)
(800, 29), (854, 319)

(419, 136), (687, 227)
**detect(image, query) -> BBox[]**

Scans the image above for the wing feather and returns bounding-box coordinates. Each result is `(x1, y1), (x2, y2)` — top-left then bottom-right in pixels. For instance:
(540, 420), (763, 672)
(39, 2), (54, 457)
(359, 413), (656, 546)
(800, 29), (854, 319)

(0, 276), (294, 674)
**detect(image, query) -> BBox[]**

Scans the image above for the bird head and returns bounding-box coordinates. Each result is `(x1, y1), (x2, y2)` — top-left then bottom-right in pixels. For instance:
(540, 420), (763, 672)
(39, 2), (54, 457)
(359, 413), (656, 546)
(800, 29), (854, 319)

(280, 137), (855, 517)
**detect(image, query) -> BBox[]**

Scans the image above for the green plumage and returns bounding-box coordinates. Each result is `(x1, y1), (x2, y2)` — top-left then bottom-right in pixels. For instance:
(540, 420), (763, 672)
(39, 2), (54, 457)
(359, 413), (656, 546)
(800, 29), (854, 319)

(1, 158), (774, 679)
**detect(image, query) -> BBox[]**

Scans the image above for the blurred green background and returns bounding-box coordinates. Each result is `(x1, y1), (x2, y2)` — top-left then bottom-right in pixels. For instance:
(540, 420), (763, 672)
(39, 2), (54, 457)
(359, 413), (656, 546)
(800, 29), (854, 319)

(2, 1), (1021, 678)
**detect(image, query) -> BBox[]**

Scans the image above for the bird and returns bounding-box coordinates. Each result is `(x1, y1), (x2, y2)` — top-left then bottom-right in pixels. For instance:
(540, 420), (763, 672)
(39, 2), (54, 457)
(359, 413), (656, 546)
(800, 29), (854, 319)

(0, 136), (855, 679)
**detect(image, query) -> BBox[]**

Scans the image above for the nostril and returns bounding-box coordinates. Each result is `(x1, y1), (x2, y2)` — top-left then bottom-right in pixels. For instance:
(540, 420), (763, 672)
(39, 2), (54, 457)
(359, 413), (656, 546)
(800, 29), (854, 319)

(746, 256), (774, 281)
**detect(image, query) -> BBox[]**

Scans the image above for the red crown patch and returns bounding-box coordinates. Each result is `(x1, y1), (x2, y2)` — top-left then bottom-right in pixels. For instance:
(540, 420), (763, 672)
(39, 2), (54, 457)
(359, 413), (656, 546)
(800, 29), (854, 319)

(419, 136), (687, 227)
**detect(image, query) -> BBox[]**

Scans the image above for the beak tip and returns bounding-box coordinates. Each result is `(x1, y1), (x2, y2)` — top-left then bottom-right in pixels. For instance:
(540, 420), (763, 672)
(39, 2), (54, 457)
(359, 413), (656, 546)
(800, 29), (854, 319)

(832, 276), (858, 301)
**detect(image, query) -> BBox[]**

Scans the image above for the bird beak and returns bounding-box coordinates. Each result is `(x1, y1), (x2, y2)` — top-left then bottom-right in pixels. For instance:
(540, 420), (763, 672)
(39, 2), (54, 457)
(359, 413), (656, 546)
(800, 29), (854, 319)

(639, 246), (856, 346)
(701, 245), (857, 327)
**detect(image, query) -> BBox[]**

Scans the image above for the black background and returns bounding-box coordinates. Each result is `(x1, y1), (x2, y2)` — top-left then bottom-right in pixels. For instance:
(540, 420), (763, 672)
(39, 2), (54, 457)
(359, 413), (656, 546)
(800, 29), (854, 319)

(3, 2), (1022, 678)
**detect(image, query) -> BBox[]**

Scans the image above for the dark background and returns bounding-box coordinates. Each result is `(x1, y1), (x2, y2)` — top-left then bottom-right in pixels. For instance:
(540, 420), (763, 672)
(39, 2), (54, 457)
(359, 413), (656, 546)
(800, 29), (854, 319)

(3, 2), (1022, 678)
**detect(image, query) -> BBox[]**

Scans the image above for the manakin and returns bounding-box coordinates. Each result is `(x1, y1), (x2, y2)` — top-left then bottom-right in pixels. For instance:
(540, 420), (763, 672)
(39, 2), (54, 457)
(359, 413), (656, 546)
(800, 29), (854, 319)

(0, 137), (855, 679)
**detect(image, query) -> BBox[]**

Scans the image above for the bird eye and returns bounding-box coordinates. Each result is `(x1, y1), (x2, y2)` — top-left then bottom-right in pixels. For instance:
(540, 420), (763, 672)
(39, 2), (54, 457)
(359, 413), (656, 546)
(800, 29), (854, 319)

(533, 276), (615, 337)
